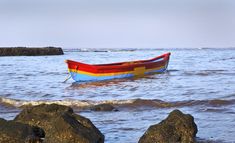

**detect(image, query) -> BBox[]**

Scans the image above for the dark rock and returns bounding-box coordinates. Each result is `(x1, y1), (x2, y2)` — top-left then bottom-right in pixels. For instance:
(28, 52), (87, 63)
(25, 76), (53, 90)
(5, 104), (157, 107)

(139, 109), (198, 143)
(14, 104), (104, 143)
(0, 118), (45, 143)
(0, 47), (64, 56)
(90, 104), (118, 111)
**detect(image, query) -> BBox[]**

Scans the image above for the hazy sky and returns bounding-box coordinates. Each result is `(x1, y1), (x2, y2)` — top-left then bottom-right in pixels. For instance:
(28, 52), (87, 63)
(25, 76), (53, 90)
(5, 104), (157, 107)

(0, 0), (235, 48)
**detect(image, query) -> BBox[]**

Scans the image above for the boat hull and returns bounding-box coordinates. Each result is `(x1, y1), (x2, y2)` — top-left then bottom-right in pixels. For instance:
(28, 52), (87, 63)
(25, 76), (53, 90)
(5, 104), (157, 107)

(66, 52), (170, 82)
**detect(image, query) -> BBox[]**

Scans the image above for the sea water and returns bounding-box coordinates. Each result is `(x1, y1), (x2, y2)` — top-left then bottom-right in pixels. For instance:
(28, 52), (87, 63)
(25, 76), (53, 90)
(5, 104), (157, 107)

(0, 48), (235, 142)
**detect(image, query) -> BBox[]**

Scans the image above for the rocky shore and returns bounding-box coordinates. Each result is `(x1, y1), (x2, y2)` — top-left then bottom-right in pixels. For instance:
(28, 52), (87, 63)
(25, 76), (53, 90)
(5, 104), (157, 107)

(0, 47), (64, 56)
(0, 104), (104, 143)
(0, 104), (199, 143)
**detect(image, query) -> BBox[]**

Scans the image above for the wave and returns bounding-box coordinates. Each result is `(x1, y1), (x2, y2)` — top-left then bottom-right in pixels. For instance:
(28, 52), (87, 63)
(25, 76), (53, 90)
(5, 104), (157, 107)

(62, 47), (235, 52)
(0, 97), (133, 108)
(162, 69), (234, 77)
(210, 57), (235, 62)
(167, 69), (180, 72)
(1, 97), (234, 110)
(182, 70), (235, 76)
(123, 99), (235, 108)
(63, 48), (140, 52)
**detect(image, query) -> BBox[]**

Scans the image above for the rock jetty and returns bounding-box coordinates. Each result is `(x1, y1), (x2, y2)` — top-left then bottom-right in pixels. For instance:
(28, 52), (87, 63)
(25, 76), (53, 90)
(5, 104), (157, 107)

(139, 109), (198, 143)
(0, 47), (64, 56)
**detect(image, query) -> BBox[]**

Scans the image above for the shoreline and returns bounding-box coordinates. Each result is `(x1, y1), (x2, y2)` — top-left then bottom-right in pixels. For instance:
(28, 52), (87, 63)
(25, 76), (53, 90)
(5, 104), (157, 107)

(0, 102), (225, 143)
(0, 103), (199, 143)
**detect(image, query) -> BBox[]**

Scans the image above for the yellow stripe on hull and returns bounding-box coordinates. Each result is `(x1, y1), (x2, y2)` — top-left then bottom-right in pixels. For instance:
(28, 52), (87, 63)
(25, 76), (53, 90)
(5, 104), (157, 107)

(68, 66), (165, 77)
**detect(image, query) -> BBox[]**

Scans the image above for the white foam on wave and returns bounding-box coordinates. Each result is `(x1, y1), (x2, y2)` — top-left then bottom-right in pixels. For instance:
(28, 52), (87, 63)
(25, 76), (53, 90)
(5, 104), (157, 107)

(0, 97), (135, 108)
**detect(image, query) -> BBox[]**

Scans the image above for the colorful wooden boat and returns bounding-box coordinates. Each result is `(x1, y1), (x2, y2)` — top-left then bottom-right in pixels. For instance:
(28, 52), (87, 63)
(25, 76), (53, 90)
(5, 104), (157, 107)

(65, 52), (171, 82)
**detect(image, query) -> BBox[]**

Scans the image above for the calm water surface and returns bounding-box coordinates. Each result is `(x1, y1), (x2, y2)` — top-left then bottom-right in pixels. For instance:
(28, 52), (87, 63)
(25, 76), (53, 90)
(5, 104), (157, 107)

(0, 48), (235, 142)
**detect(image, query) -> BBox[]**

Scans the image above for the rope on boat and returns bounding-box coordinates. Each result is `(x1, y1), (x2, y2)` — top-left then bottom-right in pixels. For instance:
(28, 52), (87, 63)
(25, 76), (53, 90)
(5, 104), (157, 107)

(63, 74), (71, 83)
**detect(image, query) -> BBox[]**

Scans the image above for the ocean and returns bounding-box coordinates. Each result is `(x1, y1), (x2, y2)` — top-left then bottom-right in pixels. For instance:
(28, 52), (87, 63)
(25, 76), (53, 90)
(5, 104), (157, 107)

(0, 48), (235, 142)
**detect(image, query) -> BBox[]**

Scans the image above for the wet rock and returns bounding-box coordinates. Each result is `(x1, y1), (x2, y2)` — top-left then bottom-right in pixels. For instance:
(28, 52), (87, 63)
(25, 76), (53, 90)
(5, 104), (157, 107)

(139, 109), (198, 143)
(0, 118), (45, 143)
(0, 47), (64, 56)
(90, 104), (118, 111)
(14, 104), (104, 143)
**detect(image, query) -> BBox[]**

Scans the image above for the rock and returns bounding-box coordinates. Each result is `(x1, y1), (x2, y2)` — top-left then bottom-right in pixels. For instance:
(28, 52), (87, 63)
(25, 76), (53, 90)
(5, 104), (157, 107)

(90, 104), (118, 111)
(0, 47), (64, 56)
(0, 118), (45, 143)
(139, 109), (198, 143)
(14, 104), (104, 143)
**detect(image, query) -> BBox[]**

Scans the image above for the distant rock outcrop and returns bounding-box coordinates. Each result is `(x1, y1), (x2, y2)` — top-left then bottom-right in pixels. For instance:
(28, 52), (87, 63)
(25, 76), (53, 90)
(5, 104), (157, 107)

(0, 118), (45, 143)
(139, 109), (198, 143)
(14, 104), (104, 143)
(90, 104), (118, 111)
(0, 47), (64, 56)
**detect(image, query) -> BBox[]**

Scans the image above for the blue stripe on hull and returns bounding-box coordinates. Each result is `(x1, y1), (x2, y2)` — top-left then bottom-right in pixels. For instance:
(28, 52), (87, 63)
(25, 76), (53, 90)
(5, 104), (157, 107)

(70, 67), (167, 82)
(70, 72), (134, 82)
(145, 68), (166, 74)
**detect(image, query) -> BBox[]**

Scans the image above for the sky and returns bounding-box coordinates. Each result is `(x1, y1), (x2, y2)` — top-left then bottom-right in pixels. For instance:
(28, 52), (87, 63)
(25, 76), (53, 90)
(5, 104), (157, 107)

(0, 0), (235, 48)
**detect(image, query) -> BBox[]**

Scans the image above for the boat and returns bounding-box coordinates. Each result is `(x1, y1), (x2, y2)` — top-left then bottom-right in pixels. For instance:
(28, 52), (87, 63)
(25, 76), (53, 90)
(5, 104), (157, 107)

(65, 52), (171, 82)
